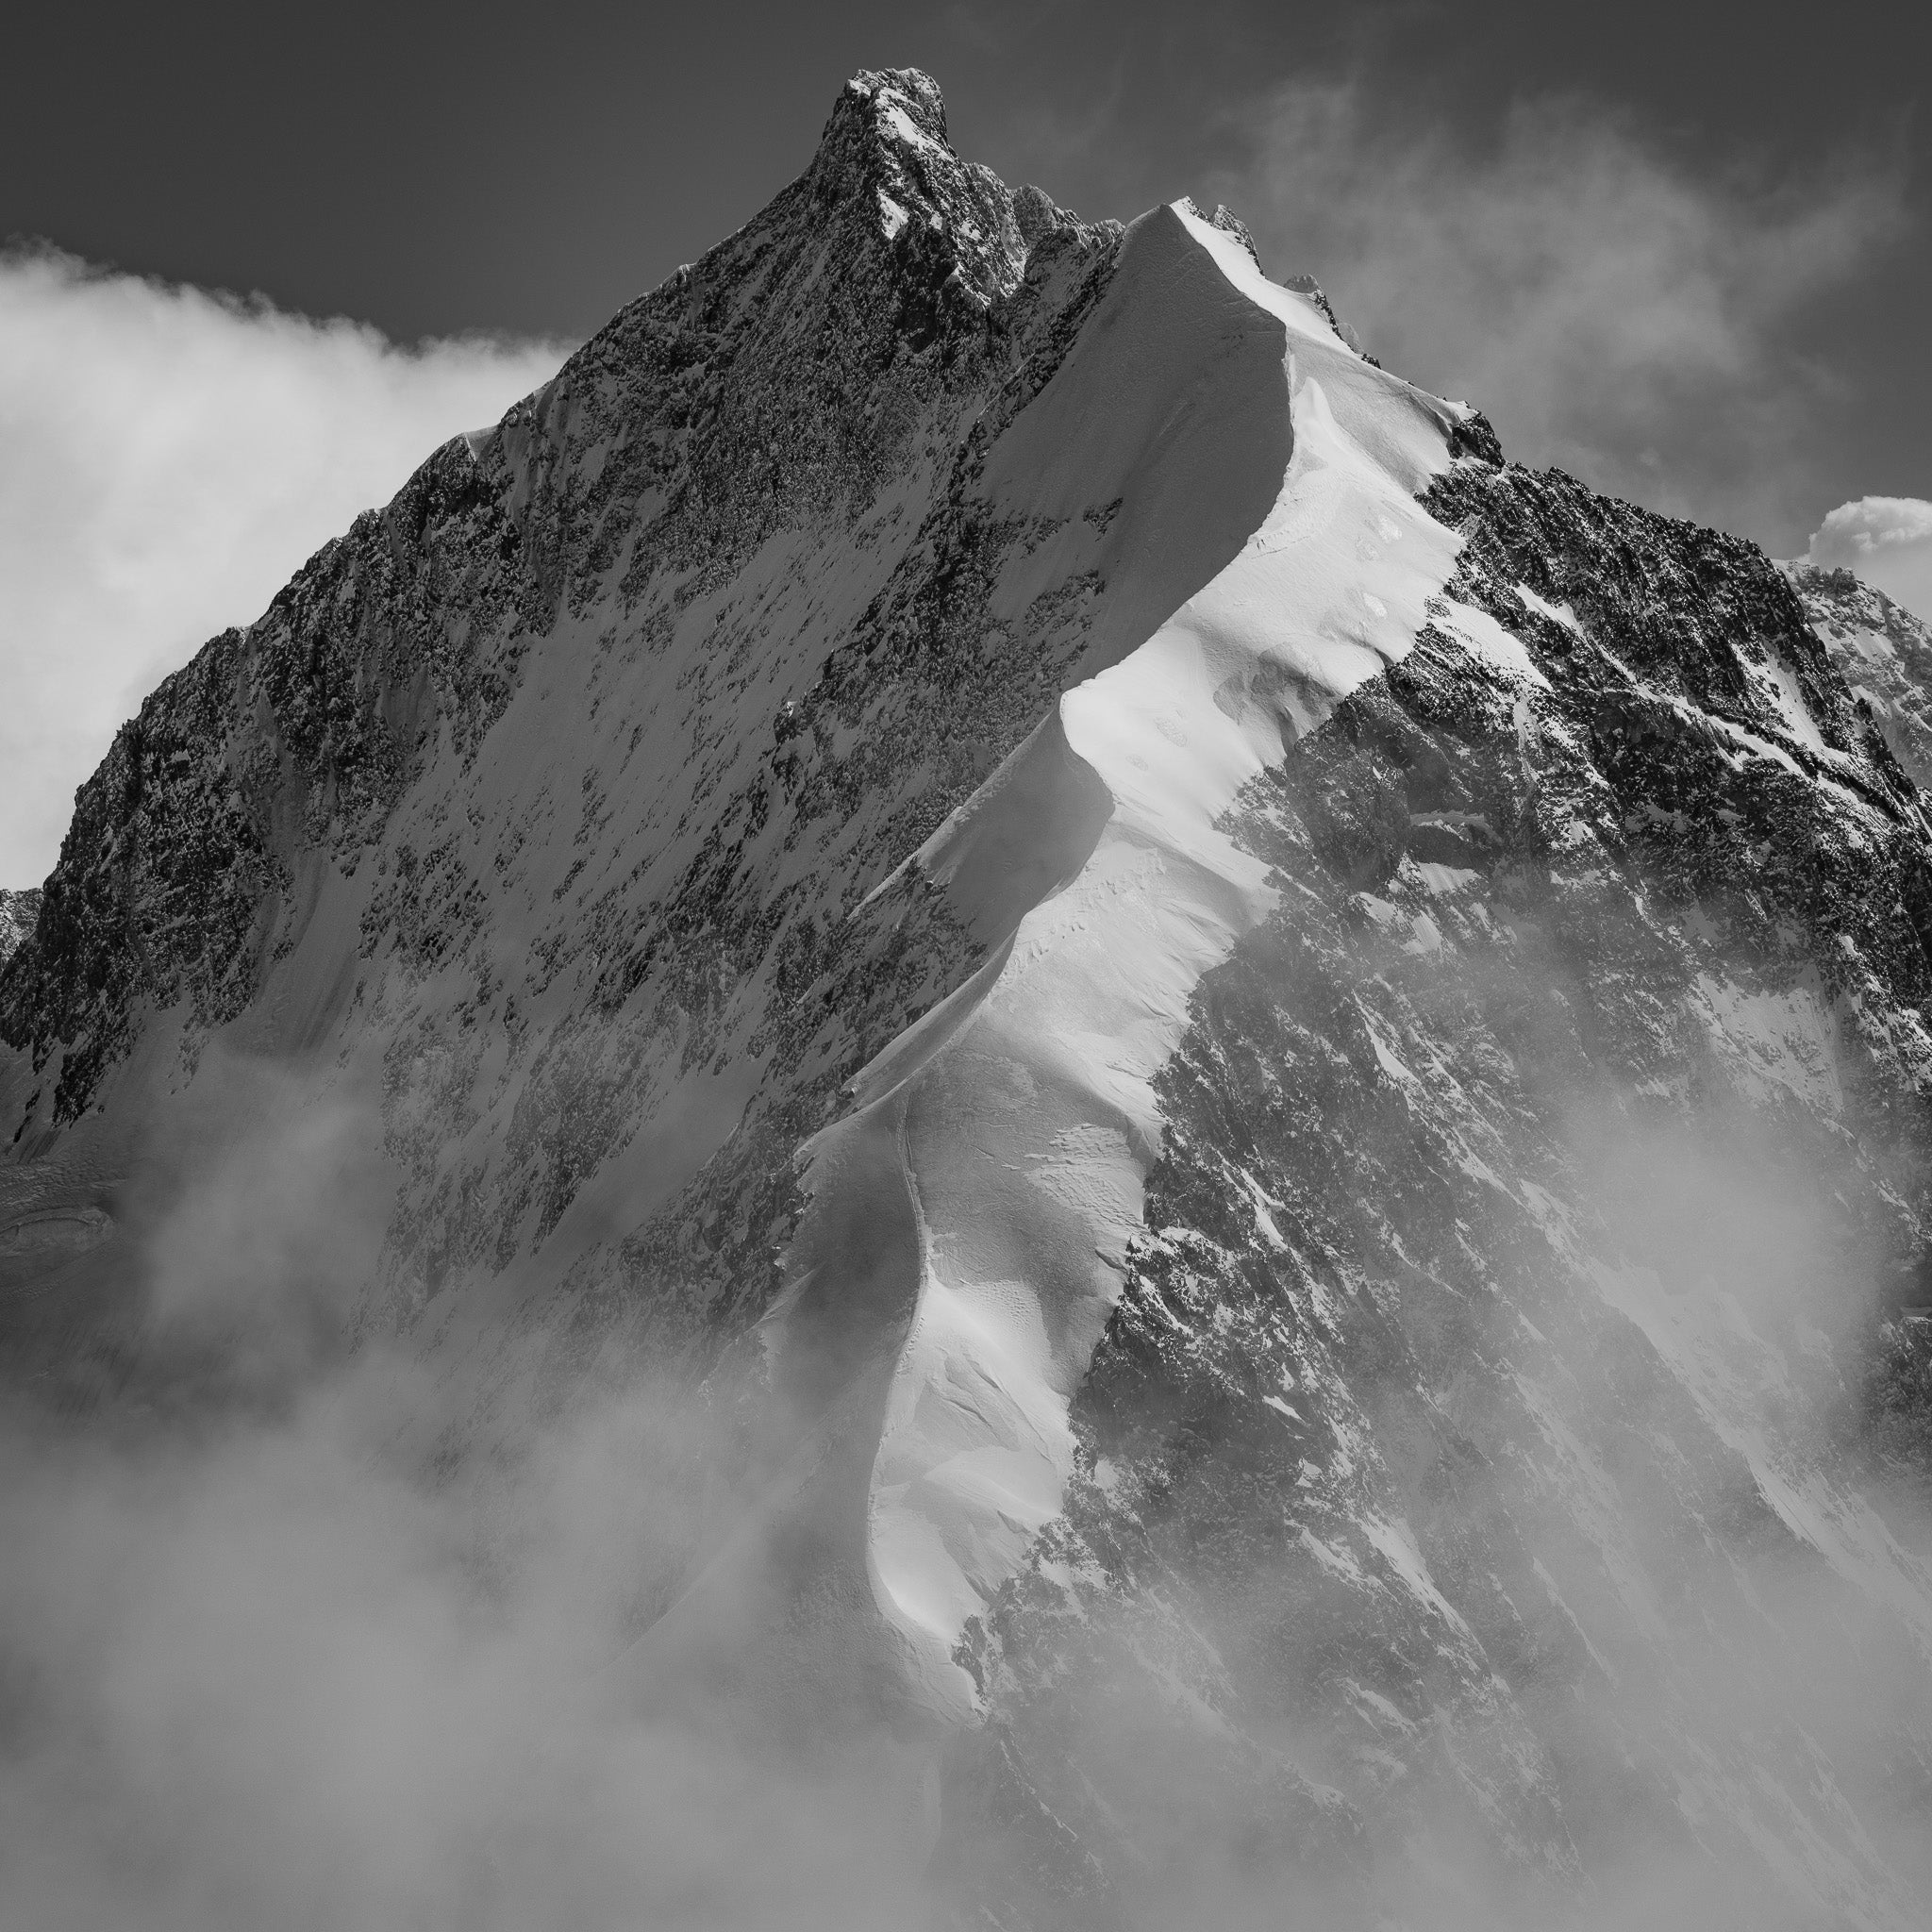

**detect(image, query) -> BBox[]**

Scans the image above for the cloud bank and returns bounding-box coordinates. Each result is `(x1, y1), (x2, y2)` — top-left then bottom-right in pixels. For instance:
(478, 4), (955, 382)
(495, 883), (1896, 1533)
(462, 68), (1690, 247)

(1808, 496), (1932, 623)
(1211, 83), (1907, 550)
(0, 1369), (921, 1932)
(0, 1054), (921, 1932)
(0, 244), (567, 887)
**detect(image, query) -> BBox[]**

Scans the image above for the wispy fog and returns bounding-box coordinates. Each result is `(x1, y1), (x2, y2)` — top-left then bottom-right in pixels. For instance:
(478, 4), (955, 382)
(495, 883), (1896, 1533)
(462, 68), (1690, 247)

(3, 992), (1930, 1925)
(942, 923), (1932, 1928)
(0, 1056), (919, 1932)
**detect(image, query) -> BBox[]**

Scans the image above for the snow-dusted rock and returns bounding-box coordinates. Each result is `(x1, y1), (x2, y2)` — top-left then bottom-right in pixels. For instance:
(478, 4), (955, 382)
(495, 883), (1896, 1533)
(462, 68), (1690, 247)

(0, 889), (38, 967)
(957, 466), (1932, 1927)
(4, 65), (1932, 1931)
(1786, 559), (1932, 794)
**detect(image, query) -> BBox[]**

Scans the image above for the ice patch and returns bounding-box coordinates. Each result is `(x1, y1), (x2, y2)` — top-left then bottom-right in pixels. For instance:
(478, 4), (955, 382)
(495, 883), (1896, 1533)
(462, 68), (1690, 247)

(1413, 860), (1480, 896)
(1435, 598), (1551, 690)
(1360, 1514), (1477, 1644)
(880, 98), (941, 153)
(1513, 581), (1580, 633)
(1763, 654), (1828, 755)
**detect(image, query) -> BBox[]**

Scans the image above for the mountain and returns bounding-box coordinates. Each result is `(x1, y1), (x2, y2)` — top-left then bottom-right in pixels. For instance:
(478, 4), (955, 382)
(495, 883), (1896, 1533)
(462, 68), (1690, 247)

(1784, 561), (1932, 794)
(0, 888), (39, 967)
(5, 68), (1932, 1932)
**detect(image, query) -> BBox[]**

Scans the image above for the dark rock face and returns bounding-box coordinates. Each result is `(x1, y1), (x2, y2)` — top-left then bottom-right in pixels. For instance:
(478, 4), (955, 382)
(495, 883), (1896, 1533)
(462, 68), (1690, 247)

(0, 71), (1129, 1372)
(0, 73), (1096, 1128)
(4, 64), (1932, 1932)
(950, 467), (1932, 1926)
(0, 440), (528, 1125)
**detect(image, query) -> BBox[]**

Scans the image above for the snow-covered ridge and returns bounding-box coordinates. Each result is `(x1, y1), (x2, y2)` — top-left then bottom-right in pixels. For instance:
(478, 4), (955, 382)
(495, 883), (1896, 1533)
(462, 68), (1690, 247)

(748, 200), (1474, 1717)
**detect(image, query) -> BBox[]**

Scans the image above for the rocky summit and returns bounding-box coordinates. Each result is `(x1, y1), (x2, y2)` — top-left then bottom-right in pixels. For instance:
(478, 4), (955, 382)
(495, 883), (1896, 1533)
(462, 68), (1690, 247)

(5, 68), (1932, 1932)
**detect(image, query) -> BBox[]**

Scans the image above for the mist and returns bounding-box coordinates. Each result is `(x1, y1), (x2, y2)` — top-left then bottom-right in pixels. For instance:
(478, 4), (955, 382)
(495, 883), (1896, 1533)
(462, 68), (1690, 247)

(0, 1055), (924, 1932)
(934, 873), (1932, 1927)
(5, 969), (1931, 1928)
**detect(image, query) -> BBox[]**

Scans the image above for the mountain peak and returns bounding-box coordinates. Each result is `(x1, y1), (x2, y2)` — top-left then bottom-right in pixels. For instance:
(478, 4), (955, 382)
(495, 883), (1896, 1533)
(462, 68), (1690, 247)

(841, 66), (949, 145)
(801, 67), (1026, 308)
(808, 65), (958, 204)
(8, 63), (1932, 1932)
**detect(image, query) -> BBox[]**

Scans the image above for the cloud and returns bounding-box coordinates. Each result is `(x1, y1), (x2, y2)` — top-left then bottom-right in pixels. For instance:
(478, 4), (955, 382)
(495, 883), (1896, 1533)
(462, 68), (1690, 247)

(0, 243), (568, 888)
(1209, 83), (1907, 549)
(0, 1059), (921, 1931)
(0, 1375), (923, 1931)
(1808, 495), (1932, 623)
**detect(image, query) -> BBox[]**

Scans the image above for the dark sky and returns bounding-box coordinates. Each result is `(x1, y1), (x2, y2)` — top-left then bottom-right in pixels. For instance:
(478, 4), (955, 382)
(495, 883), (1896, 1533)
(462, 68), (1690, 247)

(6, 0), (1928, 552)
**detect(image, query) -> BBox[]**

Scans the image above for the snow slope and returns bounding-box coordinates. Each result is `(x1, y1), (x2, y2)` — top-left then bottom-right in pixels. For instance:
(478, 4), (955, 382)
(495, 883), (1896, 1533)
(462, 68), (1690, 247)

(807, 204), (1474, 1713)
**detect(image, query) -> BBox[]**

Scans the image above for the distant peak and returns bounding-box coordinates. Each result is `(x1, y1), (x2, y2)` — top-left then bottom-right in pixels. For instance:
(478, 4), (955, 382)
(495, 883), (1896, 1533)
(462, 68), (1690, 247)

(1210, 203), (1263, 274)
(1173, 197), (1262, 273)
